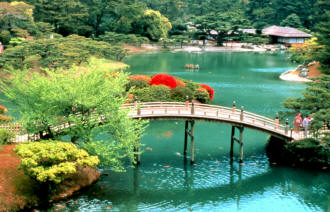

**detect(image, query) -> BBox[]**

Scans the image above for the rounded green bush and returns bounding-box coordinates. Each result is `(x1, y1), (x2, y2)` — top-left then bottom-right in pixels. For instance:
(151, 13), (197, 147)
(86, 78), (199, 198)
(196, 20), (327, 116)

(15, 141), (100, 184)
(195, 89), (210, 103)
(171, 86), (193, 101)
(0, 128), (15, 144)
(126, 79), (150, 91)
(133, 85), (171, 102)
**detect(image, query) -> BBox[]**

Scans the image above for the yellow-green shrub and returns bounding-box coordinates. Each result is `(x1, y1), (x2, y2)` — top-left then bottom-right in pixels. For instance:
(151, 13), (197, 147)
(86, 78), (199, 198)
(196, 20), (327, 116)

(15, 141), (100, 184)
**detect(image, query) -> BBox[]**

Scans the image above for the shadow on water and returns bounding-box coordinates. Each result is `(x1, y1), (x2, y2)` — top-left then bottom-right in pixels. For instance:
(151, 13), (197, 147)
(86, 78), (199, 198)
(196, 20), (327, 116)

(66, 158), (328, 211)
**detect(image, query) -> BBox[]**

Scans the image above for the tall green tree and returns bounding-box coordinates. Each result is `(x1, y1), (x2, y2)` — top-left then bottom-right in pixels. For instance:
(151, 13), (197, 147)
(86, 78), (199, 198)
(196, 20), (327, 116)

(314, 9), (330, 74)
(0, 1), (37, 44)
(25, 0), (91, 36)
(1, 59), (147, 170)
(282, 75), (330, 134)
(280, 13), (303, 28)
(0, 35), (127, 70)
(195, 10), (249, 46)
(132, 9), (172, 41)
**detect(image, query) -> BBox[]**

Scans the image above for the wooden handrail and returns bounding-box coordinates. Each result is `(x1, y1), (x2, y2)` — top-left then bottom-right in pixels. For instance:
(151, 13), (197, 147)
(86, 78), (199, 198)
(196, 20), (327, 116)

(3, 102), (324, 142)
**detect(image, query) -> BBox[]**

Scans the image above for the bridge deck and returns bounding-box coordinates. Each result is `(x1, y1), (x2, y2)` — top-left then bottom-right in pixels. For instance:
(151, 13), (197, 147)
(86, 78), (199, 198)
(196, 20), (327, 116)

(126, 102), (300, 140)
(1, 102), (312, 142)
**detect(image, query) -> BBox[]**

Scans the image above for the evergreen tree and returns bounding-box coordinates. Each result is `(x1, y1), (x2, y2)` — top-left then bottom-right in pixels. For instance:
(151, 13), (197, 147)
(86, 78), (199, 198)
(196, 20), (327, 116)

(280, 13), (303, 28)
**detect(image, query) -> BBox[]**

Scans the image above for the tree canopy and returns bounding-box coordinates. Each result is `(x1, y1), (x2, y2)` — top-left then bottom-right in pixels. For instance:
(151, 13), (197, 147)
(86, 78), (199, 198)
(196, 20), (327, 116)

(1, 58), (147, 170)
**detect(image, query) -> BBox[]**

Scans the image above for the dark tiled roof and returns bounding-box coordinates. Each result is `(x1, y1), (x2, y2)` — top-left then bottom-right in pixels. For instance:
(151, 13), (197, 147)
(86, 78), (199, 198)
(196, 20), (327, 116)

(262, 26), (312, 38)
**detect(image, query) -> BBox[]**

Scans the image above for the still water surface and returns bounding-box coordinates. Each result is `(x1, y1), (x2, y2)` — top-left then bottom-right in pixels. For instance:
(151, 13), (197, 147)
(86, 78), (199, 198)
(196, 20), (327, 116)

(5, 52), (330, 211)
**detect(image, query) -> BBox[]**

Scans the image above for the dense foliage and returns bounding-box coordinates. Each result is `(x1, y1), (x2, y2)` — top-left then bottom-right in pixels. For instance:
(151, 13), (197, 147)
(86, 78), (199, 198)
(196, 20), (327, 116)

(97, 32), (149, 46)
(0, 128), (14, 144)
(0, 35), (127, 70)
(1, 59), (147, 170)
(282, 75), (330, 136)
(266, 136), (329, 169)
(1, 0), (328, 50)
(200, 84), (214, 100)
(0, 105), (12, 123)
(15, 141), (100, 184)
(289, 38), (322, 64)
(127, 74), (213, 103)
(150, 73), (177, 88)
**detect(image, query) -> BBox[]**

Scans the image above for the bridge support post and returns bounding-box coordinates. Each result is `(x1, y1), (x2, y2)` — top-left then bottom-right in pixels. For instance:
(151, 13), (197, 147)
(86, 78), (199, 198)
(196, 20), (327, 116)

(190, 120), (195, 164)
(239, 127), (244, 163)
(184, 121), (188, 156)
(230, 125), (244, 163)
(183, 120), (195, 164)
(230, 126), (235, 159)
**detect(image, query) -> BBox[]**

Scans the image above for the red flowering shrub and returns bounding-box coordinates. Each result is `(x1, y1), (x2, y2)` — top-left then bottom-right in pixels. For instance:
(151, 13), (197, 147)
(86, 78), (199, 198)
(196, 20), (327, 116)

(0, 114), (12, 123)
(175, 78), (186, 87)
(150, 74), (177, 89)
(196, 88), (210, 103)
(199, 84), (214, 100)
(104, 72), (119, 78)
(0, 105), (7, 114)
(129, 75), (152, 83)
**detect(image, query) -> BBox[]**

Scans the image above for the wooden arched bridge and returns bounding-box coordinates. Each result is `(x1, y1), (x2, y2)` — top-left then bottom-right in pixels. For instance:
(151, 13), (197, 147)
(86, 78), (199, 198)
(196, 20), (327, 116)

(1, 102), (307, 164)
(124, 102), (299, 164)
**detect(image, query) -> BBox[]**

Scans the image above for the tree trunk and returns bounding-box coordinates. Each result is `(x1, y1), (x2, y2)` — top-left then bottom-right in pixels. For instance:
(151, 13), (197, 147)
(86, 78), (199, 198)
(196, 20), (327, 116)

(216, 32), (225, 46)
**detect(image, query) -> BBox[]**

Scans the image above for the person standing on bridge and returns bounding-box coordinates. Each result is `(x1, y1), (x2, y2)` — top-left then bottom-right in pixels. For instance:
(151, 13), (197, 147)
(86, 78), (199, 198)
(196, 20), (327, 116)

(302, 116), (311, 137)
(274, 113), (280, 129)
(294, 113), (302, 133)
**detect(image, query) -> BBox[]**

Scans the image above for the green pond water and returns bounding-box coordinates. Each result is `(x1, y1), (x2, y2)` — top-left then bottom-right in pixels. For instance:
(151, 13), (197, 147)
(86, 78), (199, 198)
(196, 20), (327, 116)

(2, 52), (330, 211)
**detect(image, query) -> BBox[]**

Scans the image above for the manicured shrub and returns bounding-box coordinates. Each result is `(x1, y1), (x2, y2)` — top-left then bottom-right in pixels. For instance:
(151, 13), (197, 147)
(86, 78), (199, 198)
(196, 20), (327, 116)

(126, 79), (149, 91)
(129, 75), (152, 83)
(133, 85), (171, 102)
(200, 84), (214, 100)
(0, 105), (7, 114)
(0, 128), (15, 144)
(0, 105), (12, 123)
(150, 73), (177, 88)
(175, 78), (186, 87)
(184, 80), (199, 91)
(171, 86), (193, 101)
(266, 136), (330, 169)
(15, 141), (100, 184)
(0, 114), (12, 123)
(195, 88), (210, 103)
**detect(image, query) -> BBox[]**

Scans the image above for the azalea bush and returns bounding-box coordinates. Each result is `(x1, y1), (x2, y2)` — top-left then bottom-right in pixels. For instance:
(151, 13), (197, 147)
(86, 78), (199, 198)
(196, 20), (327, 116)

(200, 84), (214, 100)
(126, 79), (149, 91)
(150, 73), (177, 88)
(15, 141), (100, 184)
(0, 105), (12, 123)
(171, 86), (193, 101)
(126, 74), (215, 103)
(196, 88), (210, 103)
(133, 85), (172, 102)
(175, 78), (186, 87)
(129, 75), (152, 83)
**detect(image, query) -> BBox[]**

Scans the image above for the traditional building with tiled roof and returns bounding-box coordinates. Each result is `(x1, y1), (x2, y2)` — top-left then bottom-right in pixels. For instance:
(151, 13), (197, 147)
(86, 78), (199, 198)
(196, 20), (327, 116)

(262, 25), (312, 45)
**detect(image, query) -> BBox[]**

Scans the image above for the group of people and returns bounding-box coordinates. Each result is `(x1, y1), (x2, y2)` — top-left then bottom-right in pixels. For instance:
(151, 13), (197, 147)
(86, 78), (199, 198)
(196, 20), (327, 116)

(293, 113), (312, 137)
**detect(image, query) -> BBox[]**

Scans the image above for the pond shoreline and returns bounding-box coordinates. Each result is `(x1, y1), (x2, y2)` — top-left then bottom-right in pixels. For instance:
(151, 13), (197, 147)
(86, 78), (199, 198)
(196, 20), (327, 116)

(125, 43), (284, 54)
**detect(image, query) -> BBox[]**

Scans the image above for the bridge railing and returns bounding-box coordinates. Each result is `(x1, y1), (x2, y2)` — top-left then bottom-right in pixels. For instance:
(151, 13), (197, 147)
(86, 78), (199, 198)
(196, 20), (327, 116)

(124, 102), (287, 134)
